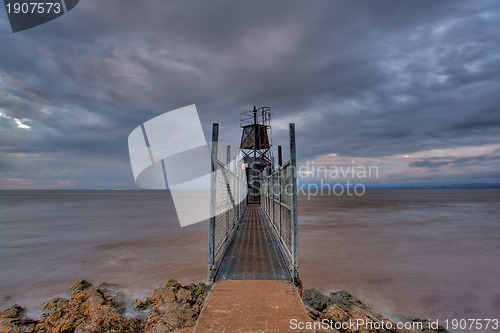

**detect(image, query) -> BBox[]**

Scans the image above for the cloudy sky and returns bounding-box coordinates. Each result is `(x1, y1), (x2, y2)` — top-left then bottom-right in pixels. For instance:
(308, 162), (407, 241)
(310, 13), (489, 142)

(0, 0), (499, 189)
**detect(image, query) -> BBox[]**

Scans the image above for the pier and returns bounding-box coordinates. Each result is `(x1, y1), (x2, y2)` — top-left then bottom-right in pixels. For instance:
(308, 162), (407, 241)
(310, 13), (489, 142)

(206, 107), (299, 285)
(198, 107), (304, 331)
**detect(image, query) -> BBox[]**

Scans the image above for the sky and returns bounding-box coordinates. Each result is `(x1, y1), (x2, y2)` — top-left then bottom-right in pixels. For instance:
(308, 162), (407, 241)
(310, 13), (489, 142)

(0, 0), (499, 189)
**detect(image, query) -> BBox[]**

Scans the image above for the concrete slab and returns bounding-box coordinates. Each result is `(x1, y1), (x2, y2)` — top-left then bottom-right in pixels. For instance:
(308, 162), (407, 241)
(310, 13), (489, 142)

(194, 280), (312, 333)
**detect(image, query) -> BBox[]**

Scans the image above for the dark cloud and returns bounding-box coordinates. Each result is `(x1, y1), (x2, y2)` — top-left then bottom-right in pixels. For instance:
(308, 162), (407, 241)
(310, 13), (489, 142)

(0, 0), (499, 188)
(410, 155), (500, 169)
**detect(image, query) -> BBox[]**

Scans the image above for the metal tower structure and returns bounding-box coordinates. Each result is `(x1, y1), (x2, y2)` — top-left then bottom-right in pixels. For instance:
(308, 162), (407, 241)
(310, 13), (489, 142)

(240, 106), (272, 203)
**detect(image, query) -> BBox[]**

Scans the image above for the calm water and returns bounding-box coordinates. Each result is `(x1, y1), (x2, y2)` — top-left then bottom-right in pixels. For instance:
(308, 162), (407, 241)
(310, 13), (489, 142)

(0, 189), (499, 328)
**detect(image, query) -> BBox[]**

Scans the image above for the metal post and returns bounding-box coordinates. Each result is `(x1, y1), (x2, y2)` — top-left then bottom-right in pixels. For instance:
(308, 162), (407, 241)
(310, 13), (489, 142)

(236, 161), (240, 219)
(278, 165), (282, 238)
(289, 123), (298, 274)
(270, 157), (274, 218)
(277, 145), (283, 235)
(226, 145), (231, 238)
(277, 144), (283, 235)
(208, 123), (219, 282)
(278, 145), (282, 167)
(253, 105), (257, 160)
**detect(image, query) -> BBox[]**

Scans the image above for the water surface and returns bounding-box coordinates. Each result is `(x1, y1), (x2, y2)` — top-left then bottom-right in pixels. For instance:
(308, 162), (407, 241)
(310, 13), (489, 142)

(0, 189), (499, 326)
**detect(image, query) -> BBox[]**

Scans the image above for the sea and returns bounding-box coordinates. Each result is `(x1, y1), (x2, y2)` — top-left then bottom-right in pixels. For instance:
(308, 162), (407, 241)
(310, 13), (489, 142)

(0, 189), (499, 329)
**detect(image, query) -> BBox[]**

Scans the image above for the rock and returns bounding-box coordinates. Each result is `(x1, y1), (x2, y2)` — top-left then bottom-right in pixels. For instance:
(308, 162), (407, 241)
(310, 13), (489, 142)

(0, 279), (210, 333)
(322, 304), (350, 323)
(0, 304), (24, 318)
(329, 290), (367, 312)
(303, 289), (446, 333)
(143, 280), (209, 333)
(71, 279), (93, 295)
(302, 288), (332, 312)
(133, 298), (149, 311)
(175, 288), (193, 305)
(98, 282), (121, 290)
(0, 318), (38, 333)
(113, 291), (127, 315)
(166, 279), (182, 291)
(187, 283), (209, 298)
(306, 307), (322, 321)
(41, 297), (69, 313)
(36, 286), (139, 333)
(0, 304), (38, 333)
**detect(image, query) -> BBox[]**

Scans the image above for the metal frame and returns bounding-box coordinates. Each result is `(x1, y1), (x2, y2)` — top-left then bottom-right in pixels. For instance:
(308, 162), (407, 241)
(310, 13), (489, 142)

(240, 106), (271, 127)
(239, 106), (273, 165)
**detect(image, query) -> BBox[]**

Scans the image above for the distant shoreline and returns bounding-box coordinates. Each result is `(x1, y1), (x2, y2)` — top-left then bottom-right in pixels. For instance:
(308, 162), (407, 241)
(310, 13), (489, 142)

(1, 184), (500, 191)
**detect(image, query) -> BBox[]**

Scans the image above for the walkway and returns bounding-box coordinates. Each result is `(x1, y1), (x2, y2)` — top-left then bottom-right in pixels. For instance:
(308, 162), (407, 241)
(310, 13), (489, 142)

(193, 280), (311, 333)
(215, 204), (289, 281)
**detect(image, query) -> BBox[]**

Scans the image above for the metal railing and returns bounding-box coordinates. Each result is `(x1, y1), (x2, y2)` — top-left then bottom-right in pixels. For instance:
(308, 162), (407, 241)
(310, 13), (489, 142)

(261, 123), (298, 282)
(208, 124), (248, 281)
(213, 158), (247, 256)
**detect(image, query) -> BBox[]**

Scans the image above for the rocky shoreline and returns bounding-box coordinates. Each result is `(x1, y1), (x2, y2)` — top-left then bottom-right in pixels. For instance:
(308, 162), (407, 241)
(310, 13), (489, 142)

(1, 280), (446, 333)
(1, 280), (208, 333)
(302, 289), (447, 333)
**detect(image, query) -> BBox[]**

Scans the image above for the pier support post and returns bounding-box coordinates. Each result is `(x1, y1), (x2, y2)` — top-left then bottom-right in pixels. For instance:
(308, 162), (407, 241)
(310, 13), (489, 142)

(289, 123), (298, 278)
(278, 145), (282, 168)
(270, 157), (274, 221)
(226, 145), (231, 240)
(277, 145), (283, 238)
(208, 123), (219, 282)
